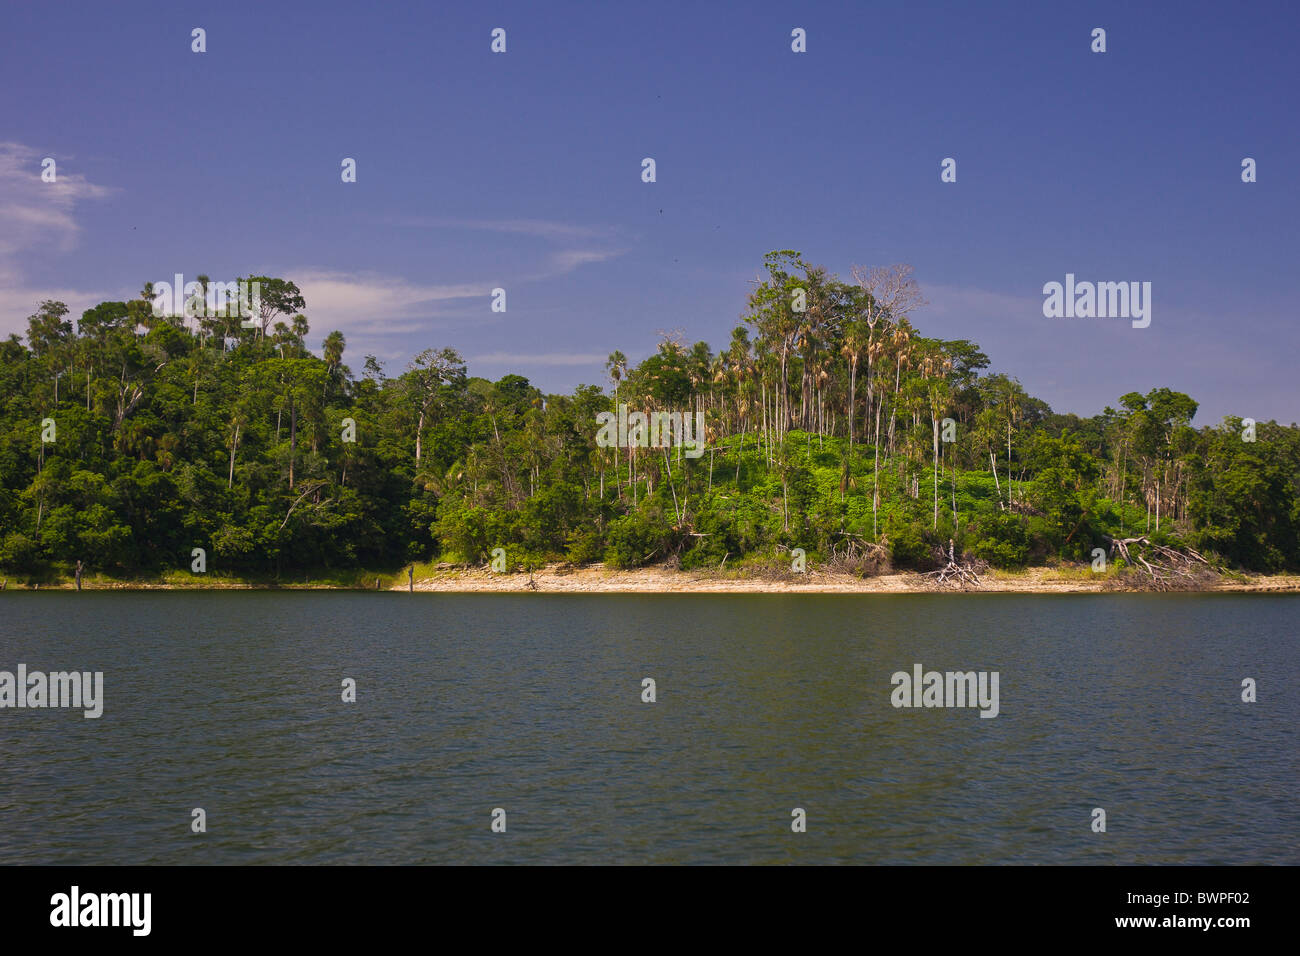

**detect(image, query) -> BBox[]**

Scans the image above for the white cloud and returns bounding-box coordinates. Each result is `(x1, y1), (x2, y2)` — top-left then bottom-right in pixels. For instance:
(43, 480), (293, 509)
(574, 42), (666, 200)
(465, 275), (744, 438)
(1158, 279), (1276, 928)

(0, 142), (114, 264)
(468, 352), (608, 367)
(0, 285), (128, 339)
(289, 245), (624, 342)
(377, 215), (626, 283)
(290, 269), (493, 334)
(0, 142), (118, 337)
(546, 249), (621, 272)
(383, 216), (613, 242)
(0, 147), (624, 353)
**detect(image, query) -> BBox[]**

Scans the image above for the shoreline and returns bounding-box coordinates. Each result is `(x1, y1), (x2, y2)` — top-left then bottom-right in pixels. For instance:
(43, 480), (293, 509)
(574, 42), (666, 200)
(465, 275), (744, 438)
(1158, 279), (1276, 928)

(413, 566), (1300, 594)
(6, 564), (1300, 594)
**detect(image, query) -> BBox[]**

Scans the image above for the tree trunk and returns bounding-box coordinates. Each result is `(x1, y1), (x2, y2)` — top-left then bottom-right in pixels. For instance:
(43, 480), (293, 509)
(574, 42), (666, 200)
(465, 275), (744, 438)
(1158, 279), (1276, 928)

(847, 356), (857, 452)
(872, 399), (884, 539)
(228, 424), (240, 488)
(415, 407), (426, 465)
(932, 418), (940, 529)
(1006, 421), (1013, 506)
(288, 394), (297, 490)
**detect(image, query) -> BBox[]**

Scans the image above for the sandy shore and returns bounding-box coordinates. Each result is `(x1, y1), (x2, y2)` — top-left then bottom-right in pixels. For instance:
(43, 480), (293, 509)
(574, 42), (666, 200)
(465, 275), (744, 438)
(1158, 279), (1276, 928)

(9, 564), (1300, 593)
(397, 564), (1300, 594)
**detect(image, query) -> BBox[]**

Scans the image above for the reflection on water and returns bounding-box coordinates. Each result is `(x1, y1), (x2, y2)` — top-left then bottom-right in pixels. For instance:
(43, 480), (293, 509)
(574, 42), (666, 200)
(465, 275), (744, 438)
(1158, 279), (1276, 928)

(0, 592), (1295, 864)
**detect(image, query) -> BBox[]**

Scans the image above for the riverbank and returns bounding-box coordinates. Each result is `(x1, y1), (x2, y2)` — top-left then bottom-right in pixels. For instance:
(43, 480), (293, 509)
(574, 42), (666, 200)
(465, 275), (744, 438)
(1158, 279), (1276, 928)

(6, 564), (1300, 593)
(402, 564), (1300, 593)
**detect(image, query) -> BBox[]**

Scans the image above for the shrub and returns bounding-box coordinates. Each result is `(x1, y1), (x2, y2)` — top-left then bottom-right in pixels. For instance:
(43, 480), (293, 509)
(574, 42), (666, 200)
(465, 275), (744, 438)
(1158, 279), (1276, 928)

(887, 521), (936, 570)
(604, 513), (664, 568)
(565, 527), (605, 565)
(967, 512), (1031, 568)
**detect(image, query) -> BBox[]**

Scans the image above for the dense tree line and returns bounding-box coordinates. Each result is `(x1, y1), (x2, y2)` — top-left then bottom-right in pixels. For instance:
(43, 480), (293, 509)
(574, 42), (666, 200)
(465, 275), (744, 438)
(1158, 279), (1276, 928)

(2, 254), (1297, 582)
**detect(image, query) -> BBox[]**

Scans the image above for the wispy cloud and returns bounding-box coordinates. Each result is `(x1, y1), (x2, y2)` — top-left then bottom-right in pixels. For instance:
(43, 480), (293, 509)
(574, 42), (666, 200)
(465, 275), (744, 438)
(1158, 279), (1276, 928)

(288, 269), (493, 335)
(546, 249), (620, 272)
(0, 285), (127, 339)
(468, 352), (608, 367)
(296, 270), (490, 308)
(378, 216), (627, 280)
(0, 142), (114, 267)
(291, 245), (624, 340)
(0, 151), (624, 357)
(0, 142), (118, 336)
(383, 216), (614, 242)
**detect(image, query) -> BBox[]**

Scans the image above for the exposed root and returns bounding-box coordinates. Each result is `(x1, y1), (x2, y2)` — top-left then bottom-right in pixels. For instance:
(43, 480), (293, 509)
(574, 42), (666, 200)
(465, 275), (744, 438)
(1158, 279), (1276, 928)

(1105, 535), (1217, 591)
(923, 539), (986, 589)
(826, 533), (891, 577)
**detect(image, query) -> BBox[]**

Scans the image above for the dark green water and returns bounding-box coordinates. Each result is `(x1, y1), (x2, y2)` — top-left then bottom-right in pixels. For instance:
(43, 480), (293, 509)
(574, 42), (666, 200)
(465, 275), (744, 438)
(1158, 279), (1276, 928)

(0, 592), (1295, 864)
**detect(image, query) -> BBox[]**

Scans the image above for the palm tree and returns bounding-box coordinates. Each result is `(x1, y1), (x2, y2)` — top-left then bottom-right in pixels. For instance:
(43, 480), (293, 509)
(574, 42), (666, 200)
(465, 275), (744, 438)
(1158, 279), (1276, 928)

(605, 350), (627, 404)
(188, 274), (211, 336)
(919, 347), (954, 530)
(870, 320), (912, 537)
(841, 318), (867, 452)
(605, 350), (628, 499)
(135, 281), (157, 331)
(291, 314), (310, 355)
(322, 330), (346, 397)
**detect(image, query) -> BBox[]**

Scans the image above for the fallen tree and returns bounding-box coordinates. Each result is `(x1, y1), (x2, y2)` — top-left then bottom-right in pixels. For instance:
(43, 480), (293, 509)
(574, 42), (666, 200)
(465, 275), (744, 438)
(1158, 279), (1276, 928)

(1104, 535), (1218, 591)
(923, 539), (986, 589)
(827, 533), (891, 577)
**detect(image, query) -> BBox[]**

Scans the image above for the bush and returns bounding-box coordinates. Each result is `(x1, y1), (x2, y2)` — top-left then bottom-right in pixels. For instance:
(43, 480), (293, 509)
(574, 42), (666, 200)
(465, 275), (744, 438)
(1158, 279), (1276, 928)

(432, 500), (519, 564)
(967, 511), (1031, 568)
(887, 520), (937, 570)
(0, 531), (40, 573)
(565, 527), (605, 565)
(825, 540), (891, 577)
(604, 513), (664, 568)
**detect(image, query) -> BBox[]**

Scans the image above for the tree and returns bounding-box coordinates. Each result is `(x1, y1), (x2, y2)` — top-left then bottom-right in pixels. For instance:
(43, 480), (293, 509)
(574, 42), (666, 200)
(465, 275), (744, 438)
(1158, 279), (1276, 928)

(323, 331), (347, 387)
(26, 300), (73, 358)
(1, 260), (1296, 586)
(406, 347), (466, 467)
(241, 276), (305, 341)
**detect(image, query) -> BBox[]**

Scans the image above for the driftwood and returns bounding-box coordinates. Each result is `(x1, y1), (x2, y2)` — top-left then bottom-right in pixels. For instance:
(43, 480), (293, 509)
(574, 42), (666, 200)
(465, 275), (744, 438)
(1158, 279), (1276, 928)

(827, 533), (890, 577)
(1105, 535), (1214, 591)
(923, 539), (985, 588)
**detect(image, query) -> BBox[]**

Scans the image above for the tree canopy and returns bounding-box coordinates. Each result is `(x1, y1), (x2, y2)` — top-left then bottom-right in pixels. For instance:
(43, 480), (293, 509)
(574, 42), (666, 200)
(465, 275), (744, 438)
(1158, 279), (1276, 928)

(2, 257), (1296, 582)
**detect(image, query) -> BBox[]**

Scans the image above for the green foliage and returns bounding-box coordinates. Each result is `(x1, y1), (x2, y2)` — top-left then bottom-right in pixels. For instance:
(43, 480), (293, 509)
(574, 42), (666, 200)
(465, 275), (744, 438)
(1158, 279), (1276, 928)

(604, 512), (667, 569)
(967, 512), (1031, 568)
(1, 260), (1296, 583)
(565, 526), (605, 565)
(886, 519), (936, 570)
(432, 501), (518, 565)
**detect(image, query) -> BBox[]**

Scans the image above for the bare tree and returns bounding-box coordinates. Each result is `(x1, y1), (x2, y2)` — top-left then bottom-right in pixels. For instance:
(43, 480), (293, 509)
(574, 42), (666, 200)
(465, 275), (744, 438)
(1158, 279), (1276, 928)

(849, 265), (926, 538)
(407, 347), (466, 466)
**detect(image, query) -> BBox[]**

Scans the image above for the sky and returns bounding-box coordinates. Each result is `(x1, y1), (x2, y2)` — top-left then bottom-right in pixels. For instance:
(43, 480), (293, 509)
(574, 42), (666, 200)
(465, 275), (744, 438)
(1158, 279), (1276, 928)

(1, 0), (1296, 426)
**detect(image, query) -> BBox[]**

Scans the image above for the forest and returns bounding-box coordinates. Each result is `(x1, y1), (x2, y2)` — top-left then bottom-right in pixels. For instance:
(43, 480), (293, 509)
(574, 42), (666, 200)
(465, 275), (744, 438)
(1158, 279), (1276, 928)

(2, 250), (1297, 584)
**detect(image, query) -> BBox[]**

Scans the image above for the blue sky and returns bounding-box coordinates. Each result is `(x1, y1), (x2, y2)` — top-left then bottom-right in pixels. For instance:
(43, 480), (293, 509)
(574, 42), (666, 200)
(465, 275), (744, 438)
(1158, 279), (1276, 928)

(2, 0), (1296, 424)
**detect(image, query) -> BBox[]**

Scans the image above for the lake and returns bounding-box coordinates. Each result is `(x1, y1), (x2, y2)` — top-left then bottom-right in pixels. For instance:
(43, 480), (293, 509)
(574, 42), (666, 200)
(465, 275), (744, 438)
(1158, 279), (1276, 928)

(0, 592), (1295, 864)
